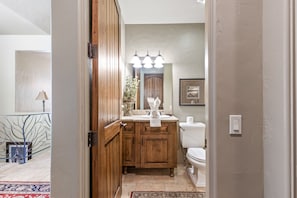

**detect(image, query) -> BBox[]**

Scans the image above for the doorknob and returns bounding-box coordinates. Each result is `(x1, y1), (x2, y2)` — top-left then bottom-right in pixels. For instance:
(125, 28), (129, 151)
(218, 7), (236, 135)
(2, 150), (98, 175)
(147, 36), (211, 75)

(120, 122), (127, 128)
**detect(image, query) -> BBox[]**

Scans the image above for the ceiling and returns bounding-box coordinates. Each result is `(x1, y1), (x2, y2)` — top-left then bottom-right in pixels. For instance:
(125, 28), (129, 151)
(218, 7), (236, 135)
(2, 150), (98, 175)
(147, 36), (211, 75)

(0, 0), (50, 35)
(0, 0), (204, 35)
(118, 0), (205, 24)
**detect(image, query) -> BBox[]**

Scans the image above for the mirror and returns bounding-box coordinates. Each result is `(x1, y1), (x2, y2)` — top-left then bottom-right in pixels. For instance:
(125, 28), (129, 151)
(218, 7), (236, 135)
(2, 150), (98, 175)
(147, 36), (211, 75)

(132, 63), (172, 114)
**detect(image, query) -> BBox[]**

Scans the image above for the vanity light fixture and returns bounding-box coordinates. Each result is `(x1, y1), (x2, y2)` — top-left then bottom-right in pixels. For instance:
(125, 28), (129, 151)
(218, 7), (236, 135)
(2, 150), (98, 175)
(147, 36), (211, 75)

(131, 50), (165, 69)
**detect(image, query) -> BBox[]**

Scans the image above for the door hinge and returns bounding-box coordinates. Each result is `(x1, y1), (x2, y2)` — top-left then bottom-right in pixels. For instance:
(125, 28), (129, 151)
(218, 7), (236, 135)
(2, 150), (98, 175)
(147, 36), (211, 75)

(88, 131), (97, 147)
(88, 42), (97, 59)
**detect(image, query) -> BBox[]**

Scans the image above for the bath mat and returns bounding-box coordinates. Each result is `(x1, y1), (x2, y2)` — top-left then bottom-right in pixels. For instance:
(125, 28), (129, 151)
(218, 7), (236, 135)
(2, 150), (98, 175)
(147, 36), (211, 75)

(130, 191), (206, 198)
(0, 181), (50, 198)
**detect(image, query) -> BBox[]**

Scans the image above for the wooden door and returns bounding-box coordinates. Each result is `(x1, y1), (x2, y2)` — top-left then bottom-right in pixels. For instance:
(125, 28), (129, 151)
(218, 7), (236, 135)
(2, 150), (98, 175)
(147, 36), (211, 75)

(91, 0), (122, 197)
(143, 74), (163, 109)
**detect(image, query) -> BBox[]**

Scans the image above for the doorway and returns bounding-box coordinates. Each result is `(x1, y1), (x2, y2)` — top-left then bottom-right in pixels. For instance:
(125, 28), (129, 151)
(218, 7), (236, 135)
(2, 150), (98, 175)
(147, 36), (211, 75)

(118, 1), (207, 197)
(0, 39), (51, 187)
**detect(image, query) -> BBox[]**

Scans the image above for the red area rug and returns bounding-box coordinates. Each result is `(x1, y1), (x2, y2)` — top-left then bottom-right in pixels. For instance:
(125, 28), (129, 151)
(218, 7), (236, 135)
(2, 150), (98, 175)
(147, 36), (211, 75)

(130, 191), (206, 198)
(0, 181), (50, 198)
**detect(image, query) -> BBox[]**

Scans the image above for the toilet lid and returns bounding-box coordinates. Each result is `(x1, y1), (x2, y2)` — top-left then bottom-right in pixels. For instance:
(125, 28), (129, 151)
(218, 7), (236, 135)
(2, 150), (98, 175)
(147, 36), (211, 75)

(187, 148), (206, 163)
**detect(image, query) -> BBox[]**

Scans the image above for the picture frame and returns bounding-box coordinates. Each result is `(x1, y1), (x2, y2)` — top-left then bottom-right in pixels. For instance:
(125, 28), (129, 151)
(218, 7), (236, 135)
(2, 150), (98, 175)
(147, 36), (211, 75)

(179, 78), (205, 106)
(6, 142), (32, 163)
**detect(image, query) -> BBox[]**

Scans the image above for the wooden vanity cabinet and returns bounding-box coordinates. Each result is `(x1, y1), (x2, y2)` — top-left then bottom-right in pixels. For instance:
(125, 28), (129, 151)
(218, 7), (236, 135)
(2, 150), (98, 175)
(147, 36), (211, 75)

(122, 120), (177, 176)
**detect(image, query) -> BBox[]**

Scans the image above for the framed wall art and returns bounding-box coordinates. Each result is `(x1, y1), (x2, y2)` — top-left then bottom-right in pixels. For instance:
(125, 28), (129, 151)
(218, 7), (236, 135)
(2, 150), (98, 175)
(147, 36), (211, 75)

(179, 78), (205, 106)
(6, 142), (32, 163)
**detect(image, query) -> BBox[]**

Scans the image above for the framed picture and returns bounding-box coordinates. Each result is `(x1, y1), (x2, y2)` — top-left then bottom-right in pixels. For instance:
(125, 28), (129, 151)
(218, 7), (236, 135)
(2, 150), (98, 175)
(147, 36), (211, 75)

(179, 78), (205, 106)
(6, 142), (32, 163)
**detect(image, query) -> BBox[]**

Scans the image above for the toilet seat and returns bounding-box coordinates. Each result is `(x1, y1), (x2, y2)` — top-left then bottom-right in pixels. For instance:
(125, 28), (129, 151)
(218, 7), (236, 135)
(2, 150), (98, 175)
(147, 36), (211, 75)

(187, 148), (205, 163)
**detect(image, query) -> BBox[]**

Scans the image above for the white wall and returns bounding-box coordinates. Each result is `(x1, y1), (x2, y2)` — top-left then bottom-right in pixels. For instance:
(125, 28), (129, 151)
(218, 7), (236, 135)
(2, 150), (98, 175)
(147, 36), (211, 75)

(125, 24), (205, 122)
(263, 0), (291, 197)
(51, 0), (89, 197)
(0, 35), (51, 114)
(15, 51), (51, 112)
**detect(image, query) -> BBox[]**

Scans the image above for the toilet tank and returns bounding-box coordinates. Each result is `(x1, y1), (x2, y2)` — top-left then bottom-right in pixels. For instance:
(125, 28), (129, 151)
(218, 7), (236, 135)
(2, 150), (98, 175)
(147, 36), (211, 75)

(179, 122), (206, 148)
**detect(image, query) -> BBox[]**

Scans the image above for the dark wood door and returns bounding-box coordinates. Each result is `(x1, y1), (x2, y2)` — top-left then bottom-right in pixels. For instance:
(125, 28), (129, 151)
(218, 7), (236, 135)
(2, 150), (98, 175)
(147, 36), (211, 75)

(91, 0), (122, 197)
(144, 74), (163, 109)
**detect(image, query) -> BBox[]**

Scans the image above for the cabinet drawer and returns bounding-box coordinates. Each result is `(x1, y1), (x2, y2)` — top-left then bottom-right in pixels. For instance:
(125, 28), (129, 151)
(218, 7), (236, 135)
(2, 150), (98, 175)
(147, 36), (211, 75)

(142, 123), (169, 134)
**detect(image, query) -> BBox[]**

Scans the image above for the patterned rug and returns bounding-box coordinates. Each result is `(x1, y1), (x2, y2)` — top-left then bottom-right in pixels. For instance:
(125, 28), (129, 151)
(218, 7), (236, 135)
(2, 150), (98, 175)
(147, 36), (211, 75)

(130, 191), (206, 198)
(0, 181), (50, 198)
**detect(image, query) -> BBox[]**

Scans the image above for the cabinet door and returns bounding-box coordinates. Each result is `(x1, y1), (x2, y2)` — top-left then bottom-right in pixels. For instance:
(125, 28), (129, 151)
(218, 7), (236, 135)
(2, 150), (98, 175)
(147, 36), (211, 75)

(141, 134), (170, 168)
(122, 122), (135, 166)
(122, 134), (135, 165)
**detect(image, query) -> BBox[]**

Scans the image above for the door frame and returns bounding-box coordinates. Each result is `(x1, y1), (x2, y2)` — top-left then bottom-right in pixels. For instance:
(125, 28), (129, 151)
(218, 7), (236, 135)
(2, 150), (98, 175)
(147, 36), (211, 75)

(51, 0), (90, 197)
(205, 0), (216, 197)
(290, 0), (297, 197)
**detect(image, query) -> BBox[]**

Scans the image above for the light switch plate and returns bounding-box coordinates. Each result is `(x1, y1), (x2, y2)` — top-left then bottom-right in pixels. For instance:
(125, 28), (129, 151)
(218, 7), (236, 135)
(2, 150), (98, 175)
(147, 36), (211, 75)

(229, 115), (242, 135)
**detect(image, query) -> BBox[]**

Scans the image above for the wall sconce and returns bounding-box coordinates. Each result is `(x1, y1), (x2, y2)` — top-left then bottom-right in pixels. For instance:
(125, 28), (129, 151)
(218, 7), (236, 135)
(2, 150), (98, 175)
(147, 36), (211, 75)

(131, 51), (165, 69)
(35, 90), (48, 112)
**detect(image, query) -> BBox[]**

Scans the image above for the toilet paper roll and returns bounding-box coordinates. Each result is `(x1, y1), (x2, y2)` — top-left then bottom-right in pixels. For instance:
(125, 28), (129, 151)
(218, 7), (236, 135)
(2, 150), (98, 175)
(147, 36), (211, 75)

(186, 116), (194, 124)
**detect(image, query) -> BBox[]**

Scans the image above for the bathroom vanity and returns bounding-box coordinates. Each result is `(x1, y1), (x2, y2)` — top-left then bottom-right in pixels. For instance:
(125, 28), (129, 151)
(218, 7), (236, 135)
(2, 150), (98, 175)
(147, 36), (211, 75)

(121, 115), (178, 176)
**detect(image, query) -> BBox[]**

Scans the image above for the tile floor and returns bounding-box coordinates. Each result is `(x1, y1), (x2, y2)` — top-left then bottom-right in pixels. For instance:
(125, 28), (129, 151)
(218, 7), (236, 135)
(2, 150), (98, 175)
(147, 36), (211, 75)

(121, 165), (205, 198)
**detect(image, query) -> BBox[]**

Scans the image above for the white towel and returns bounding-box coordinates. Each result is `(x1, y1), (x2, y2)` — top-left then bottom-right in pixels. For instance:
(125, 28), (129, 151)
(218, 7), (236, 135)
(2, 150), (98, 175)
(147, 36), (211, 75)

(150, 118), (161, 127)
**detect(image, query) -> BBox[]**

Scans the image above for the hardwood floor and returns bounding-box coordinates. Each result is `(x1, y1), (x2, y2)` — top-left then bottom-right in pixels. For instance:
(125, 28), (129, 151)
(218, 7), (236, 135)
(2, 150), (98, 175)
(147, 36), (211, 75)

(0, 148), (50, 182)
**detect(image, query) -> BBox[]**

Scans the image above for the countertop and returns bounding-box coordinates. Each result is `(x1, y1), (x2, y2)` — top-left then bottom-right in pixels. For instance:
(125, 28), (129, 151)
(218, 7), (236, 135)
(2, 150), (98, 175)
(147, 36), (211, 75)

(121, 115), (179, 122)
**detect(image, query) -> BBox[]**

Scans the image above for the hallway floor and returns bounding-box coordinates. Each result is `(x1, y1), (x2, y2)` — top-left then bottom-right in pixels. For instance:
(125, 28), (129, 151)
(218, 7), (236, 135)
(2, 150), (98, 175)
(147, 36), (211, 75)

(0, 149), (50, 182)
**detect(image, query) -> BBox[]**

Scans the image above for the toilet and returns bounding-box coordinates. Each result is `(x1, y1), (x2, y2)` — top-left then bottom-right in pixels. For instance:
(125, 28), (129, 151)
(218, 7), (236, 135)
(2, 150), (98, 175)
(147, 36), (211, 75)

(179, 122), (206, 187)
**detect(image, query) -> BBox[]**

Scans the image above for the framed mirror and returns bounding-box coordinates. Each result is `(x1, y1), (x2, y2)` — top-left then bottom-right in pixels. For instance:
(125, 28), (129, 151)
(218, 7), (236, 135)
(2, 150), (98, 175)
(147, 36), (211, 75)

(132, 63), (173, 114)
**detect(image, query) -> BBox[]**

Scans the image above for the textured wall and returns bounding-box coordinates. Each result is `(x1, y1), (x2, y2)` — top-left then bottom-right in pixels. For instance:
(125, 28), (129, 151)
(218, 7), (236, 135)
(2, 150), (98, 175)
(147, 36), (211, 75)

(213, 0), (263, 197)
(125, 24), (205, 122)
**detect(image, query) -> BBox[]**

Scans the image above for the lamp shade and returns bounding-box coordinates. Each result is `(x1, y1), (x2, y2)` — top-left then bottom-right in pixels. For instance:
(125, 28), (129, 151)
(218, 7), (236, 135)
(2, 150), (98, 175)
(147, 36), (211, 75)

(133, 63), (142, 68)
(154, 63), (164, 68)
(143, 63), (153, 69)
(154, 51), (165, 64)
(36, 90), (48, 101)
(131, 51), (141, 64)
(143, 52), (153, 64)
